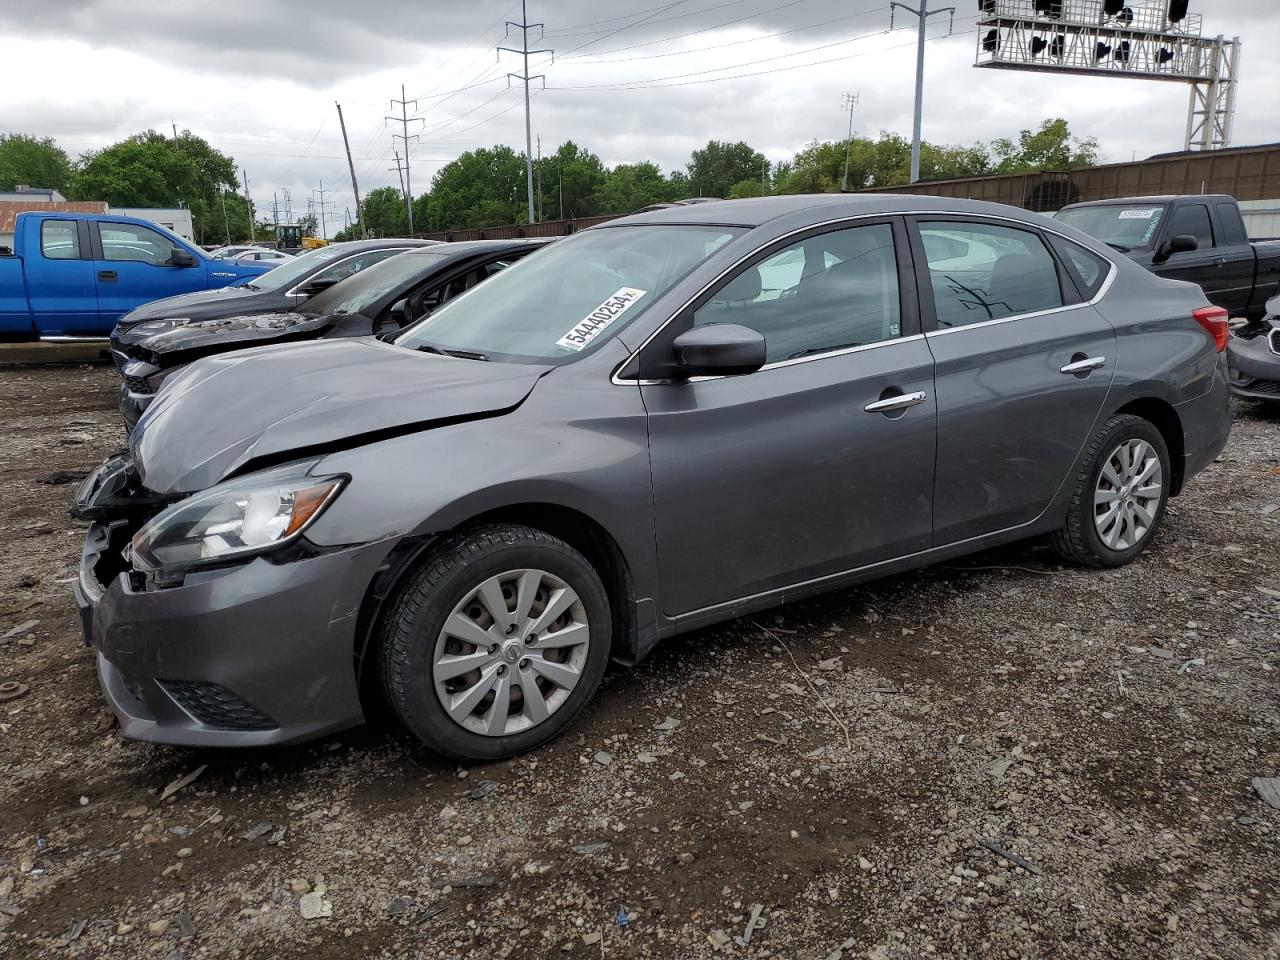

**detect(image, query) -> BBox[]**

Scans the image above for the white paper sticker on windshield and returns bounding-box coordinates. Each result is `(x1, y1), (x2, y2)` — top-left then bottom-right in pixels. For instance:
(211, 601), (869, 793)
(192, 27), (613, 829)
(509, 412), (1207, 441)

(556, 287), (647, 352)
(1118, 208), (1158, 220)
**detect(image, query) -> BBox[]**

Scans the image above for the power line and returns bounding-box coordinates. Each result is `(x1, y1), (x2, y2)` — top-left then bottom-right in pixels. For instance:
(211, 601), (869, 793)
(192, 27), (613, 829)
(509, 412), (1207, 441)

(556, 0), (692, 59)
(543, 0), (755, 39)
(562, 0), (813, 60)
(498, 1), (552, 224)
(387, 84), (424, 233)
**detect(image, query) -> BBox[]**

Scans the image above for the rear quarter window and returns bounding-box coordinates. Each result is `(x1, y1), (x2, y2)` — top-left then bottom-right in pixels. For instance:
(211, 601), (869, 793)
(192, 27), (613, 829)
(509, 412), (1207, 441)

(1048, 235), (1111, 299)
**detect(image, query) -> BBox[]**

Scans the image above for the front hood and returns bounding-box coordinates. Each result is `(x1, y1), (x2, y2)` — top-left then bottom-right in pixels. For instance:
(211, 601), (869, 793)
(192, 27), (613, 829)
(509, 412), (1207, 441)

(132, 311), (337, 365)
(115, 285), (261, 331)
(130, 338), (549, 494)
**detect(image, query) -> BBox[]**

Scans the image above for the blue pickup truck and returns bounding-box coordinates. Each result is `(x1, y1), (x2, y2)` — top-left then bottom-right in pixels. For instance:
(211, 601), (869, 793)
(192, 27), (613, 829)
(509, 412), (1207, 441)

(0, 212), (272, 341)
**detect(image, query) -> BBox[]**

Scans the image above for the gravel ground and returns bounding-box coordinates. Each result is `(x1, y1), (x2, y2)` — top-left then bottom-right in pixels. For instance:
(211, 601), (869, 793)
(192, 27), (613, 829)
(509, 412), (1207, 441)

(0, 362), (1277, 960)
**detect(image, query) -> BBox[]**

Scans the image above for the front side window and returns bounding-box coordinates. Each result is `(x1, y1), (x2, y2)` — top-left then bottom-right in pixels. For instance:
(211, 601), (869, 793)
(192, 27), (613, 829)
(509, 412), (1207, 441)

(100, 223), (180, 265)
(1166, 203), (1214, 250)
(41, 220), (80, 260)
(311, 247), (405, 285)
(919, 221), (1063, 329)
(397, 225), (741, 362)
(692, 223), (902, 364)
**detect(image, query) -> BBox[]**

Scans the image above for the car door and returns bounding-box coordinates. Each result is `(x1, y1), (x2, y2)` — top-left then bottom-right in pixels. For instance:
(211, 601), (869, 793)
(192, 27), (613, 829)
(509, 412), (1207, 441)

(1210, 199), (1257, 316)
(92, 221), (209, 327)
(26, 219), (100, 336)
(639, 218), (937, 616)
(1151, 202), (1222, 305)
(909, 216), (1117, 545)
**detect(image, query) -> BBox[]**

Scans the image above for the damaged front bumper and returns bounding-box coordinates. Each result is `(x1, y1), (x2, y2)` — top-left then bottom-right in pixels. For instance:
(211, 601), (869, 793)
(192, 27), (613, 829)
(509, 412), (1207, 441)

(1226, 324), (1280, 402)
(73, 457), (397, 747)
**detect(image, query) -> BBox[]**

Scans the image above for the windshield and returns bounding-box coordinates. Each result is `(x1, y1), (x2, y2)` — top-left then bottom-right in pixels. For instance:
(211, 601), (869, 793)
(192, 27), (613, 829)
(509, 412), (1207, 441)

(303, 251), (443, 316)
(1055, 204), (1167, 251)
(396, 225), (741, 361)
(244, 243), (356, 291)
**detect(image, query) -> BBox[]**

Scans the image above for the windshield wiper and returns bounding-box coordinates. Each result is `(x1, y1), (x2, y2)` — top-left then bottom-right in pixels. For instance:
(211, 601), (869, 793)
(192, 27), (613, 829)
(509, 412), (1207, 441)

(414, 342), (489, 361)
(1104, 242), (1131, 253)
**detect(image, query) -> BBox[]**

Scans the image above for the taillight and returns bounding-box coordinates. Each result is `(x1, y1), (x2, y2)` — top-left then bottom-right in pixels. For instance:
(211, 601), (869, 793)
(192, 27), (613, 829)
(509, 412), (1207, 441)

(1192, 305), (1229, 352)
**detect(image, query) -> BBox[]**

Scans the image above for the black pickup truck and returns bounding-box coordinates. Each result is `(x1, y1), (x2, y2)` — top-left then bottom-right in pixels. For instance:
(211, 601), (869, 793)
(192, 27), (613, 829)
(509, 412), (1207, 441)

(1056, 194), (1280, 321)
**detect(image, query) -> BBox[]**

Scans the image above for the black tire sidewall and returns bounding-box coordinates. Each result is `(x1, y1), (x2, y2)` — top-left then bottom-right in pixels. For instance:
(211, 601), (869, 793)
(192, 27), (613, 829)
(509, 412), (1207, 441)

(1079, 418), (1171, 566)
(383, 530), (611, 761)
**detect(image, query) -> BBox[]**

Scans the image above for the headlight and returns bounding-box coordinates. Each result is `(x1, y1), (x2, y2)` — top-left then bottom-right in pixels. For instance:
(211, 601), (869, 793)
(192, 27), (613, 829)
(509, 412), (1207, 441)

(130, 468), (345, 571)
(132, 318), (188, 335)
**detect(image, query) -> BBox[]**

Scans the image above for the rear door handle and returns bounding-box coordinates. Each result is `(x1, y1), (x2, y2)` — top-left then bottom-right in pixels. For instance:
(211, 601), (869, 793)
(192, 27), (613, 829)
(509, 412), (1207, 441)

(98, 270), (118, 282)
(863, 391), (927, 414)
(1060, 356), (1106, 375)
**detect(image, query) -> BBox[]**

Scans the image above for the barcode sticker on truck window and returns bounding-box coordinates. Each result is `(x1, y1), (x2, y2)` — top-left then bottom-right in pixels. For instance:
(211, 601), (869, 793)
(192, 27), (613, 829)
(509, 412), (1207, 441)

(556, 287), (647, 352)
(1118, 209), (1158, 220)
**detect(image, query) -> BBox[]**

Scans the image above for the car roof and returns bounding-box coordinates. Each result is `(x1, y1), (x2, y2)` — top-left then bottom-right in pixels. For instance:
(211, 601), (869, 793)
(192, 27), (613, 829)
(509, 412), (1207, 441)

(315, 237), (439, 252)
(605, 193), (1063, 230)
(1059, 195), (1234, 208)
(399, 238), (554, 258)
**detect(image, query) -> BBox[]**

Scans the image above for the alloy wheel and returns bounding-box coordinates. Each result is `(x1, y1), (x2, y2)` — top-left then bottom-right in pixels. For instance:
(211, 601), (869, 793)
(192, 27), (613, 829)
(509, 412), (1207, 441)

(1093, 438), (1163, 551)
(431, 569), (590, 737)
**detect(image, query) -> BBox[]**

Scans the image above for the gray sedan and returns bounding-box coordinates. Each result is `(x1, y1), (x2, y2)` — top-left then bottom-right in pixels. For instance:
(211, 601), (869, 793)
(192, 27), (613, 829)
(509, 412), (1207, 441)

(73, 195), (1232, 760)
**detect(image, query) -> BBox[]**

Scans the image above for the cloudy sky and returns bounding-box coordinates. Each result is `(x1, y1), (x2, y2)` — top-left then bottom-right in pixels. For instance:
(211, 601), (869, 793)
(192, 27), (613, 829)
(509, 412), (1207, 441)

(1, 0), (1275, 235)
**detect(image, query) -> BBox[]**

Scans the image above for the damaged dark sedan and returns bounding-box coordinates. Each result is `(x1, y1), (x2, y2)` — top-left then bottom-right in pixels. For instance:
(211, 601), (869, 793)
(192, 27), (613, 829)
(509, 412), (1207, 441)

(1226, 293), (1280, 402)
(74, 195), (1232, 761)
(115, 239), (550, 430)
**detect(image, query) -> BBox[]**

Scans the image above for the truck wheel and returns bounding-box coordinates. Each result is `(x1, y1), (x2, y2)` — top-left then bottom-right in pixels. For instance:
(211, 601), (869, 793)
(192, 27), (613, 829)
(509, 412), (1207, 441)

(379, 524), (611, 760)
(1051, 414), (1171, 568)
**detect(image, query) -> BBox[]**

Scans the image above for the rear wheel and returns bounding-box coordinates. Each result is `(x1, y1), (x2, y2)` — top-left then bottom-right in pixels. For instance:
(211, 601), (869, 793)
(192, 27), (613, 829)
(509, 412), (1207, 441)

(1051, 414), (1171, 568)
(379, 524), (611, 760)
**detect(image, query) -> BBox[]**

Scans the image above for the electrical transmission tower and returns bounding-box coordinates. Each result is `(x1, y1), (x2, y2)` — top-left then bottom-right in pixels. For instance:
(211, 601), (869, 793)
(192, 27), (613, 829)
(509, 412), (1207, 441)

(499, 1), (553, 224)
(840, 92), (861, 191)
(387, 85), (424, 234)
(890, 0), (955, 183)
(312, 179), (333, 240)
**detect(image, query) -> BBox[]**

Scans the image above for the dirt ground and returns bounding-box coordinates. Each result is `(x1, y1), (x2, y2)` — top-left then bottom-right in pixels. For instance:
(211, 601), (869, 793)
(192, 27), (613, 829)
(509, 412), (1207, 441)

(0, 361), (1277, 960)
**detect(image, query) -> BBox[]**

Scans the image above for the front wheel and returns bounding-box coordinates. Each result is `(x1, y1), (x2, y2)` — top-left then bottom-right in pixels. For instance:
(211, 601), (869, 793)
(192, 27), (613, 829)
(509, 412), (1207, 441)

(379, 524), (612, 760)
(1051, 414), (1171, 568)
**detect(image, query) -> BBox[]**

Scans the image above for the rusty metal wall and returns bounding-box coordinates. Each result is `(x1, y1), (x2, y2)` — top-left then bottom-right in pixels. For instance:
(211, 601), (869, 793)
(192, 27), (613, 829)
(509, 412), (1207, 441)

(859, 144), (1280, 211)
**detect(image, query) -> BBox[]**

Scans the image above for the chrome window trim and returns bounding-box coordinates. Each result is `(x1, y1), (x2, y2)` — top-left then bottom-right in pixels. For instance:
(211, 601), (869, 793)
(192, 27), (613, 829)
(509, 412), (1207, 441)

(611, 210), (1118, 386)
(283, 246), (413, 298)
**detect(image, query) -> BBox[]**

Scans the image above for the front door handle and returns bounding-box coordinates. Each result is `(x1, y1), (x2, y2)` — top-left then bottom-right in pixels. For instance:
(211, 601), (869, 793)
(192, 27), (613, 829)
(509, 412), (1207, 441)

(98, 270), (118, 282)
(863, 391), (927, 414)
(1060, 356), (1106, 376)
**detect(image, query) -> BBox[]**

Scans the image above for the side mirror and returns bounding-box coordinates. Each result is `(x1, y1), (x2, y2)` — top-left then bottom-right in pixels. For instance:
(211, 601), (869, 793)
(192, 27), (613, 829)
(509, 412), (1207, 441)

(169, 249), (197, 267)
(389, 298), (409, 325)
(299, 277), (340, 296)
(671, 323), (766, 378)
(1155, 234), (1198, 263)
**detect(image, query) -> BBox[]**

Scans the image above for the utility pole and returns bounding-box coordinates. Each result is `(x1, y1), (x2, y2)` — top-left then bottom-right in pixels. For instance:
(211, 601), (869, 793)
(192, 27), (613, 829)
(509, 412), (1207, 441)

(241, 168), (253, 241)
(218, 191), (231, 245)
(890, 0), (954, 183)
(312, 179), (332, 240)
(840, 92), (860, 191)
(499, 1), (553, 224)
(272, 193), (280, 232)
(387, 84), (423, 234)
(390, 152), (406, 201)
(171, 121), (179, 141)
(281, 188), (293, 226)
(336, 101), (367, 239)
(535, 134), (543, 222)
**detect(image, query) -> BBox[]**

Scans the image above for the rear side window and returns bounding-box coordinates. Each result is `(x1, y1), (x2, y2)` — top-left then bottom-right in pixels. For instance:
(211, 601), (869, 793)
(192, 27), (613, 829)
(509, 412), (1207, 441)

(1166, 203), (1214, 249)
(1048, 235), (1110, 299)
(1214, 201), (1248, 244)
(41, 220), (81, 260)
(918, 221), (1063, 328)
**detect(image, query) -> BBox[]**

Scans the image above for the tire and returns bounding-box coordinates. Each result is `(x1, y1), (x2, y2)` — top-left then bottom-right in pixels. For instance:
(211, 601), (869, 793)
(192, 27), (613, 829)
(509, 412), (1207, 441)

(1051, 414), (1171, 568)
(379, 523), (612, 760)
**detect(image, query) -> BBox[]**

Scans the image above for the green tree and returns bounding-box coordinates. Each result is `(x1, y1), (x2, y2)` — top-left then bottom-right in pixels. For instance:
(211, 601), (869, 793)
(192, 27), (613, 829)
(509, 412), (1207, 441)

(687, 140), (768, 199)
(537, 141), (606, 220)
(425, 145), (526, 231)
(296, 213), (318, 238)
(361, 186), (410, 236)
(594, 161), (673, 213)
(727, 178), (766, 199)
(0, 134), (73, 193)
(70, 130), (239, 243)
(991, 118), (1098, 173)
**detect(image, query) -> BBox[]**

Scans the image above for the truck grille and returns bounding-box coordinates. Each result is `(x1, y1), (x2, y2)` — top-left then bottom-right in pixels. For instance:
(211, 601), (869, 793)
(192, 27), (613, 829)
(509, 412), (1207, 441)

(159, 680), (278, 731)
